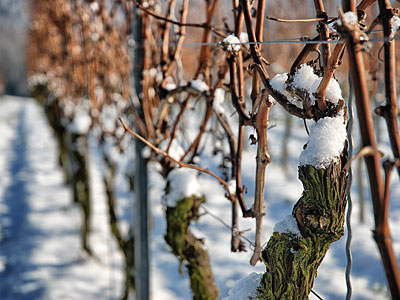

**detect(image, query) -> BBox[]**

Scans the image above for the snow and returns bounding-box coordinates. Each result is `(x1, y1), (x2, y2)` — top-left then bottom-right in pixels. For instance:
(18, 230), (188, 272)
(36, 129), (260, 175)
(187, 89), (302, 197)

(299, 114), (347, 169)
(239, 32), (248, 43)
(222, 272), (263, 300)
(292, 64), (320, 94)
(222, 34), (241, 52)
(213, 88), (226, 114)
(273, 214), (302, 238)
(291, 64), (343, 105)
(102, 135), (121, 164)
(165, 168), (202, 206)
(270, 72), (295, 102)
(392, 16), (400, 36)
(165, 82), (176, 91)
(190, 79), (209, 92)
(338, 11), (358, 26)
(90, 1), (99, 12)
(68, 109), (92, 134)
(270, 73), (288, 94)
(270, 64), (343, 105)
(99, 104), (118, 133)
(0, 97), (124, 300)
(160, 139), (185, 161)
(27, 73), (48, 89)
(228, 179), (236, 194)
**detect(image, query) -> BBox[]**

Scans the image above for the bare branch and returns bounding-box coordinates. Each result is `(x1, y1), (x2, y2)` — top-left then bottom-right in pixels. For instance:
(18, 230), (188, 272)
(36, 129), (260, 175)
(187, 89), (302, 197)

(131, 0), (226, 38)
(119, 117), (234, 201)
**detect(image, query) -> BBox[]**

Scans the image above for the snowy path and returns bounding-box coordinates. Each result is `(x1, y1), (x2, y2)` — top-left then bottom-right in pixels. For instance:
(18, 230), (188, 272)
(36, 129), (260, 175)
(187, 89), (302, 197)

(0, 96), (122, 300)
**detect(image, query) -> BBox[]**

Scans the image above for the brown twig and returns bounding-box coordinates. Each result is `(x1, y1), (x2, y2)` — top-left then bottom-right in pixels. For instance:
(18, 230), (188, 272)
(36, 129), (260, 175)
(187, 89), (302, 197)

(357, 0), (377, 11)
(253, 65), (310, 119)
(375, 1), (400, 178)
(250, 97), (271, 266)
(132, 0), (225, 38)
(315, 42), (346, 103)
(119, 117), (234, 200)
(161, 0), (176, 66)
(343, 145), (384, 170)
(290, 35), (321, 74)
(161, 0), (189, 81)
(340, 3), (400, 298)
(313, 0), (330, 111)
(166, 95), (190, 154)
(195, 0), (221, 78)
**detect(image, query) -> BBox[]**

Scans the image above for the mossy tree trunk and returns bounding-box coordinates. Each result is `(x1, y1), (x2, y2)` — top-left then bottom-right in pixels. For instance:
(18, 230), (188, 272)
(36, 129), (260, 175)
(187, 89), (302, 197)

(67, 131), (92, 255)
(165, 196), (219, 300)
(258, 148), (348, 299)
(103, 155), (135, 300)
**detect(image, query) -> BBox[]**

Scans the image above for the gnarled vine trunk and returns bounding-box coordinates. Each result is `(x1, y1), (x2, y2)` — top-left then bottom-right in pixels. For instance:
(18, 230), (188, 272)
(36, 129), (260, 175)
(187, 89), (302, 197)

(165, 196), (219, 300)
(258, 148), (348, 299)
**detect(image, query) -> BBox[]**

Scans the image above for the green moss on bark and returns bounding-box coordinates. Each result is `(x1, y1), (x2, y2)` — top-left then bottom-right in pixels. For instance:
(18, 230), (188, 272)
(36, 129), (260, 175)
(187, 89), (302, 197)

(165, 196), (219, 300)
(258, 150), (348, 300)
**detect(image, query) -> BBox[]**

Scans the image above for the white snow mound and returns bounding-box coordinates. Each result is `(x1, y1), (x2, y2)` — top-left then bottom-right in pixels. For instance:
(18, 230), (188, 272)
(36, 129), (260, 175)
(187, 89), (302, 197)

(166, 168), (202, 206)
(273, 215), (302, 238)
(299, 114), (347, 169)
(222, 272), (263, 300)
(223, 34), (241, 52)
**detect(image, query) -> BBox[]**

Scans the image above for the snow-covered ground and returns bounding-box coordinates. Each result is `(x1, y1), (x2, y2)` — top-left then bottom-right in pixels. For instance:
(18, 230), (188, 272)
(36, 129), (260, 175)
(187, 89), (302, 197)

(0, 95), (398, 299)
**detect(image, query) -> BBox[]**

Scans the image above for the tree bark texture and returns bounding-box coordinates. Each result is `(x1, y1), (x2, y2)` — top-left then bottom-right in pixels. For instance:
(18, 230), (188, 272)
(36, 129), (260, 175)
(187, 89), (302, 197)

(165, 196), (219, 300)
(258, 147), (348, 299)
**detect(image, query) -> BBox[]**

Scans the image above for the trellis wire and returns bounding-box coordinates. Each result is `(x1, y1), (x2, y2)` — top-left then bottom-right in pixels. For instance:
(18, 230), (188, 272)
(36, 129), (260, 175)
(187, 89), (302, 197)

(345, 73), (354, 300)
(132, 33), (400, 48)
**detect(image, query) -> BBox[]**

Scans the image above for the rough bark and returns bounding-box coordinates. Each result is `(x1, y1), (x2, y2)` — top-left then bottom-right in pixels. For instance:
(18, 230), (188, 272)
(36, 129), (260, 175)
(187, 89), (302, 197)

(258, 147), (348, 299)
(165, 196), (219, 300)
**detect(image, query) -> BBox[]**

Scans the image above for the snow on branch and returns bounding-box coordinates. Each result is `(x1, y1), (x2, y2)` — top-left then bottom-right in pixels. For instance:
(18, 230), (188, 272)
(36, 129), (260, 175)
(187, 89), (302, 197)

(299, 114), (347, 169)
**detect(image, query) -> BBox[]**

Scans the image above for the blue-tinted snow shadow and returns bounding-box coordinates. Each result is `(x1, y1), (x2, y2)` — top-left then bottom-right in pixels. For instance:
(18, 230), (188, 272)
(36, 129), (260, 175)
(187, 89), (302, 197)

(0, 106), (45, 300)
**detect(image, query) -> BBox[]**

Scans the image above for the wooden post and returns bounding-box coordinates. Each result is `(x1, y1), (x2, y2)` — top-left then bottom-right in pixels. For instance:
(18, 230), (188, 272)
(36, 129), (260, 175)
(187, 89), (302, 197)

(133, 3), (150, 300)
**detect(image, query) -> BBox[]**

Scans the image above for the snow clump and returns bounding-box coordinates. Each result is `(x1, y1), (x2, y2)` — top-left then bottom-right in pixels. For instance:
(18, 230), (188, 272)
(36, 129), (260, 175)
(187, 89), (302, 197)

(90, 1), (99, 12)
(299, 114), (347, 169)
(190, 79), (209, 92)
(270, 64), (343, 105)
(27, 73), (48, 89)
(165, 168), (202, 206)
(222, 272), (263, 300)
(392, 16), (400, 36)
(337, 11), (358, 26)
(68, 109), (92, 134)
(292, 64), (342, 104)
(222, 34), (241, 52)
(165, 82), (176, 91)
(239, 32), (248, 43)
(273, 215), (302, 238)
(213, 88), (225, 114)
(269, 73), (294, 102)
